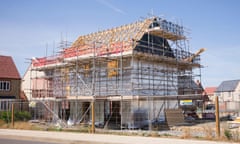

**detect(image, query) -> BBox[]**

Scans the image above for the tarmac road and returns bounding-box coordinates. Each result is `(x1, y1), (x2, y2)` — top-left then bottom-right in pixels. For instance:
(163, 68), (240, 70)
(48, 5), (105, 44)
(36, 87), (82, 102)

(0, 137), (59, 144)
(0, 129), (237, 144)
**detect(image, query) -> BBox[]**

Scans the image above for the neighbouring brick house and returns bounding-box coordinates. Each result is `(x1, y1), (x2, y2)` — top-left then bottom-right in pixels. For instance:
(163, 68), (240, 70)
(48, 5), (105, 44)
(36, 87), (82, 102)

(0, 55), (21, 110)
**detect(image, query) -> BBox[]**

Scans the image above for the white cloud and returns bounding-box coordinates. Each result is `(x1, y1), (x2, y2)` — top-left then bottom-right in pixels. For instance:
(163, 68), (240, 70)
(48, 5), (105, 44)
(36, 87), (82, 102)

(96, 0), (126, 15)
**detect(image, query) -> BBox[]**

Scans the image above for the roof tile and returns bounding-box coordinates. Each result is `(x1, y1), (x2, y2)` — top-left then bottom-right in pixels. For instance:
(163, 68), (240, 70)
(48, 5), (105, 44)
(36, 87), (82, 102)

(204, 87), (216, 94)
(0, 55), (21, 79)
(216, 80), (240, 92)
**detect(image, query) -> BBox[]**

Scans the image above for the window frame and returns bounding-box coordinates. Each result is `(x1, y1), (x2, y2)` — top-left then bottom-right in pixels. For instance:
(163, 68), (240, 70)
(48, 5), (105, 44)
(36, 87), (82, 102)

(0, 81), (11, 91)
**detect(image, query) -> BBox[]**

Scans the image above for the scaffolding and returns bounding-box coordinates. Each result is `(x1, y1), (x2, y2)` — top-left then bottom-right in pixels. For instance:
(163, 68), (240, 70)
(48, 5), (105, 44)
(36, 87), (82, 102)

(29, 16), (203, 129)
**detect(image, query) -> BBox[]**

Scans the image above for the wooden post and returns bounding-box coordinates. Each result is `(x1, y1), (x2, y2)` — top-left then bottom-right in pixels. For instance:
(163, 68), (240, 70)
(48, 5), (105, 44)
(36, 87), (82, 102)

(91, 101), (95, 133)
(215, 96), (220, 138)
(11, 103), (14, 127)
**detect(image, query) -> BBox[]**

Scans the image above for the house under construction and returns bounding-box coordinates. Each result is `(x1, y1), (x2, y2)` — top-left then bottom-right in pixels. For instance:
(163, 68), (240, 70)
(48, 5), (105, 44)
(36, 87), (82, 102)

(27, 16), (204, 129)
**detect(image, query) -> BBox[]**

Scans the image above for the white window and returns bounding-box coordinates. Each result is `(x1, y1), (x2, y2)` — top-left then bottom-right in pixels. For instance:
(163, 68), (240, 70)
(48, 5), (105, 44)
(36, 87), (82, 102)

(0, 81), (10, 91)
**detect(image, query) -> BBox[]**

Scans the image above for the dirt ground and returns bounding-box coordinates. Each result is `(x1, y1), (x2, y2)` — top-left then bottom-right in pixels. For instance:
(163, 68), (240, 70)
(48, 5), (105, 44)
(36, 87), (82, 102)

(0, 119), (239, 142)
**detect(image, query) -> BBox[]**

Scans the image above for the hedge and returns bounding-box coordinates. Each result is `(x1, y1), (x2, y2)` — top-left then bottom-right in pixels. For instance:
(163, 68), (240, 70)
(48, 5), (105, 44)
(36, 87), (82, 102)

(0, 111), (31, 123)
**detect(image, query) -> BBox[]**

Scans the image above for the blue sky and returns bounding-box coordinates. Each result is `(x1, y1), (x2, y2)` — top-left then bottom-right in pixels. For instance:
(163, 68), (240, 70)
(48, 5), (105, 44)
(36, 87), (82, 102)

(0, 0), (240, 87)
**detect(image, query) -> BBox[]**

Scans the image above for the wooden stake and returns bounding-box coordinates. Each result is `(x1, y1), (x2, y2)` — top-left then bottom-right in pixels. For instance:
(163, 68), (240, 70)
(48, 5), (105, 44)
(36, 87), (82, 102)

(11, 103), (14, 127)
(215, 96), (220, 137)
(91, 101), (95, 133)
